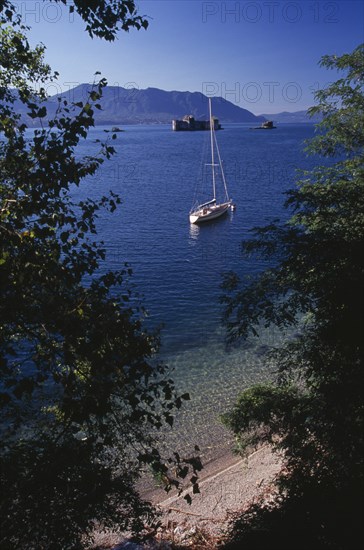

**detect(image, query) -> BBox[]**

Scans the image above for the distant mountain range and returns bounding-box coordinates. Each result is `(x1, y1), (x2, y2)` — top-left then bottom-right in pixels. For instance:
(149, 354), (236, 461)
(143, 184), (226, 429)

(261, 110), (322, 123)
(13, 84), (320, 126)
(15, 85), (264, 126)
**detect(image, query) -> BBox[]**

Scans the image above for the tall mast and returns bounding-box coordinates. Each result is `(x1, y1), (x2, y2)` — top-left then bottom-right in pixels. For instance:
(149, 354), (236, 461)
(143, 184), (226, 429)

(209, 97), (216, 200)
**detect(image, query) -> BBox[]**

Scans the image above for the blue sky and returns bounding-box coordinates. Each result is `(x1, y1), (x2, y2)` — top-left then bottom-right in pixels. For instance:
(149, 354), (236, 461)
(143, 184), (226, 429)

(19, 0), (364, 113)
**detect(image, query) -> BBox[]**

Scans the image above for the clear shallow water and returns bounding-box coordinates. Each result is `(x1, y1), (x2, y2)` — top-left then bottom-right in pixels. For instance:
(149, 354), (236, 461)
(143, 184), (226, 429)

(75, 123), (319, 456)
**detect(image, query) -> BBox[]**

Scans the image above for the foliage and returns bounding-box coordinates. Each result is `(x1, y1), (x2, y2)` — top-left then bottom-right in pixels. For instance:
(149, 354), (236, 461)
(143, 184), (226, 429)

(0, 3), (200, 549)
(0, 0), (149, 41)
(221, 44), (364, 549)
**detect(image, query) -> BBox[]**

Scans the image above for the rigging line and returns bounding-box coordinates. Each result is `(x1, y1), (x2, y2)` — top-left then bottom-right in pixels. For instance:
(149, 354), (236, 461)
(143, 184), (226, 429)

(213, 130), (229, 201)
(192, 127), (210, 209)
(209, 97), (216, 200)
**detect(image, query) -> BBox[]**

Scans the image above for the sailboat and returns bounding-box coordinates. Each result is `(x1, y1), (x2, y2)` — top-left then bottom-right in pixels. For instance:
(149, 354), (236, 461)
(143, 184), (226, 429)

(189, 98), (233, 224)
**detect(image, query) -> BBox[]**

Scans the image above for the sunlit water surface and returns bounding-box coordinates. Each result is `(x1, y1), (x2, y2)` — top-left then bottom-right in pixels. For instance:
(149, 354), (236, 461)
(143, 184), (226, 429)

(73, 123), (319, 458)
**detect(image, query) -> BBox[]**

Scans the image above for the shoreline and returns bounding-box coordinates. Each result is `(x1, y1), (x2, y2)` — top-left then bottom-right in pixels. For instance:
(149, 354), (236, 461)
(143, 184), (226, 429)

(142, 444), (282, 545)
(140, 442), (242, 505)
(93, 445), (282, 549)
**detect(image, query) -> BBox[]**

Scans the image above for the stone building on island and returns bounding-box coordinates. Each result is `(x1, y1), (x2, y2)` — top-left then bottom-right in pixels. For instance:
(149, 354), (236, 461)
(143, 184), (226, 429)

(172, 114), (221, 131)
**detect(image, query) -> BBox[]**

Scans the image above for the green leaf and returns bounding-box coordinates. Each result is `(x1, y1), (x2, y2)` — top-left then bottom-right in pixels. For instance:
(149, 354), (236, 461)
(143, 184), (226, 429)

(38, 106), (47, 118)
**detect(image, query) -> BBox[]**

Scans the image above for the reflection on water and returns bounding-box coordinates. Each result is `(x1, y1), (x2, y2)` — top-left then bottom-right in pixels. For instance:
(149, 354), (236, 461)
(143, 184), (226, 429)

(188, 221), (200, 243)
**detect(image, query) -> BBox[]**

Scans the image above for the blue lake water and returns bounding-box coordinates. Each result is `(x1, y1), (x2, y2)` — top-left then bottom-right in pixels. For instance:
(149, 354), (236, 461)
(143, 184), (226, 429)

(76, 123), (320, 456)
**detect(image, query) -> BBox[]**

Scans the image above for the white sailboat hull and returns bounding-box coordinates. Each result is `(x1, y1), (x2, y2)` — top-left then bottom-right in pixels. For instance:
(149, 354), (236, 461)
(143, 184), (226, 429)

(189, 200), (232, 224)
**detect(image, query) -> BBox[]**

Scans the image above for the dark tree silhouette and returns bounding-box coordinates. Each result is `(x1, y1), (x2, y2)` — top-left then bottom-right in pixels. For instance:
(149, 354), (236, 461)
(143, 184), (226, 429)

(222, 44), (364, 550)
(0, 2), (199, 548)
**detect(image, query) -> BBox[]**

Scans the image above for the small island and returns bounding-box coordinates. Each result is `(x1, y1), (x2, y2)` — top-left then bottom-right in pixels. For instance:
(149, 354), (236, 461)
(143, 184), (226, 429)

(250, 120), (277, 129)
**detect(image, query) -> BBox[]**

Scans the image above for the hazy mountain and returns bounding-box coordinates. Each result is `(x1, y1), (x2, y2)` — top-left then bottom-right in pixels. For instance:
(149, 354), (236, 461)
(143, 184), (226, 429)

(15, 84), (266, 126)
(260, 110), (322, 123)
(12, 86), (325, 126)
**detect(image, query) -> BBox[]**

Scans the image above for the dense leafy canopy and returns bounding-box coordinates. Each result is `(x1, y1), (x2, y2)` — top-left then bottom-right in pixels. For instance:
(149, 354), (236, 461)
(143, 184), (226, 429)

(0, 0), (149, 41)
(222, 44), (364, 550)
(0, 2), (199, 549)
